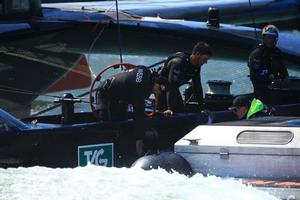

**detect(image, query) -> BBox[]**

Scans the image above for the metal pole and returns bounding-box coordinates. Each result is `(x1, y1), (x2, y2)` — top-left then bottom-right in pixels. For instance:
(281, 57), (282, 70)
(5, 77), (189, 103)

(115, 0), (123, 64)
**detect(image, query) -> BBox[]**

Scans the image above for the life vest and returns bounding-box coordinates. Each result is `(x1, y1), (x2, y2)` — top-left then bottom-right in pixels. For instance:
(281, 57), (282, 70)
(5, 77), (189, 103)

(246, 98), (265, 119)
(159, 52), (191, 77)
(249, 44), (287, 83)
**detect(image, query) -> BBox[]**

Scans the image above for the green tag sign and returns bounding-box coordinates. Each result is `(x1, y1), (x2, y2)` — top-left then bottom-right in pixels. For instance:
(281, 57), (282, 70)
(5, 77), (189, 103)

(78, 143), (114, 167)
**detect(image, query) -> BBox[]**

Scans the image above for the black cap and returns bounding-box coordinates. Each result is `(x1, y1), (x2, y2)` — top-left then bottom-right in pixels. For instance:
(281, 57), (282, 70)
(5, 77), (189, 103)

(230, 96), (252, 108)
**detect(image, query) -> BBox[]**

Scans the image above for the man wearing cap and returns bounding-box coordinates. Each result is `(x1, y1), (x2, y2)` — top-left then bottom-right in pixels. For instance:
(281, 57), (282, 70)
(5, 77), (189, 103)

(96, 65), (168, 156)
(158, 41), (212, 116)
(229, 96), (272, 120)
(248, 24), (289, 104)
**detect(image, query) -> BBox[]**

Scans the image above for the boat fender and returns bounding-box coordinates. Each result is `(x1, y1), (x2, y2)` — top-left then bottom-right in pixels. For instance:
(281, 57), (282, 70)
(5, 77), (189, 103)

(131, 152), (194, 176)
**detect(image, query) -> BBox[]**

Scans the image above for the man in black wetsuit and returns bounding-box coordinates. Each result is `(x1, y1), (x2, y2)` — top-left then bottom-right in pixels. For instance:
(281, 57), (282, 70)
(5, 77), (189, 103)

(248, 24), (289, 104)
(158, 41), (212, 116)
(96, 65), (167, 156)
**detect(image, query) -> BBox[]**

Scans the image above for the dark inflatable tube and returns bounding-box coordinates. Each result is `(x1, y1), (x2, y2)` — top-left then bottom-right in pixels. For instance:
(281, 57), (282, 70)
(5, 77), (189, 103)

(131, 152), (194, 177)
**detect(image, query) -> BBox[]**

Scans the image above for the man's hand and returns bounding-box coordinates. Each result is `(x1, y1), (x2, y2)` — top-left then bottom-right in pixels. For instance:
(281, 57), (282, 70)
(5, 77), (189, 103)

(163, 109), (174, 117)
(201, 109), (215, 124)
(201, 108), (211, 115)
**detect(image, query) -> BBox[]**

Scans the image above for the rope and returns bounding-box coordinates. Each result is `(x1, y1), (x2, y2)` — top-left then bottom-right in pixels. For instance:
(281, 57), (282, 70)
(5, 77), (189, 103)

(31, 89), (96, 117)
(87, 25), (107, 66)
(0, 85), (61, 98)
(104, 1), (117, 12)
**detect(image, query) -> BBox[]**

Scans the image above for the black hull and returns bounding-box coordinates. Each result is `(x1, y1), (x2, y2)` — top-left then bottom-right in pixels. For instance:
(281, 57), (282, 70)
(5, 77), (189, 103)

(1, 100), (300, 168)
(0, 111), (210, 168)
(38, 16), (300, 65)
(44, 0), (300, 26)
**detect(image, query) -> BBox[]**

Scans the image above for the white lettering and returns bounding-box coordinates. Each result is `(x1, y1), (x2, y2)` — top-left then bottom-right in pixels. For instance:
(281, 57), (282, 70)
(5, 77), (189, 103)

(84, 151), (93, 163)
(96, 149), (108, 166)
(84, 149), (108, 166)
(136, 69), (144, 83)
(91, 150), (98, 164)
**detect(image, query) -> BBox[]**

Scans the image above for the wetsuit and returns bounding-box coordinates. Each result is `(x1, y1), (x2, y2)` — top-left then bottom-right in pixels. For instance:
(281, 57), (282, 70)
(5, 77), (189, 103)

(248, 44), (288, 103)
(96, 66), (152, 140)
(159, 52), (203, 112)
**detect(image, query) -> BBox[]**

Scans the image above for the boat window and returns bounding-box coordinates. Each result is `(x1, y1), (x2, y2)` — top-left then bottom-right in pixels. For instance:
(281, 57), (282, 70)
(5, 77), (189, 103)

(237, 130), (293, 145)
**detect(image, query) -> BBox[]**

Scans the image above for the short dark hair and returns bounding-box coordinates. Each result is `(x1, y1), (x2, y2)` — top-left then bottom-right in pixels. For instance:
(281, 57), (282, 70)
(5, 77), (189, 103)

(192, 41), (212, 56)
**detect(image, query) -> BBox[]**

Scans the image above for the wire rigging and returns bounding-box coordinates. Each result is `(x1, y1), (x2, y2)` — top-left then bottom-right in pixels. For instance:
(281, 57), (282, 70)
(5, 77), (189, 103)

(87, 25), (107, 69)
(115, 0), (123, 64)
(248, 0), (259, 45)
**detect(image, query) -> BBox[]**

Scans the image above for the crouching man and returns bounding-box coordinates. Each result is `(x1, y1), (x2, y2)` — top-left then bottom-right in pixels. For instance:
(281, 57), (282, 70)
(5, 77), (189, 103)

(96, 65), (168, 156)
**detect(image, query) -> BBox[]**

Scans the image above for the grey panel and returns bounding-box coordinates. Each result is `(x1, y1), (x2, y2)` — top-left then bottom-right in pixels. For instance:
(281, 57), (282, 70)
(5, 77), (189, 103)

(237, 131), (293, 145)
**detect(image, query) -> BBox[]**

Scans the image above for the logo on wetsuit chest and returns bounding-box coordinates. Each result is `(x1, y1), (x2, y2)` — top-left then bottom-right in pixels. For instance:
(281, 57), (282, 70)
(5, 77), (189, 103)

(136, 69), (144, 83)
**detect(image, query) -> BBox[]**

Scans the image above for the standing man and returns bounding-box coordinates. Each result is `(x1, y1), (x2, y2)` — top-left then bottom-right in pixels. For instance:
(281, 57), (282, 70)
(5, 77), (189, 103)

(96, 65), (168, 156)
(158, 41), (212, 116)
(248, 24), (289, 104)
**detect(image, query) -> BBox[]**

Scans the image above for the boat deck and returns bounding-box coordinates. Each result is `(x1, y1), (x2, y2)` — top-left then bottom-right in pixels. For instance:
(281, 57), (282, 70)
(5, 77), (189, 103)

(214, 116), (300, 127)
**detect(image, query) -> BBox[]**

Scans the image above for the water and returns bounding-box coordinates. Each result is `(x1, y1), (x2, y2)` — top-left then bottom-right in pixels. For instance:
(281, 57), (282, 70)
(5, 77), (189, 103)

(0, 165), (278, 200)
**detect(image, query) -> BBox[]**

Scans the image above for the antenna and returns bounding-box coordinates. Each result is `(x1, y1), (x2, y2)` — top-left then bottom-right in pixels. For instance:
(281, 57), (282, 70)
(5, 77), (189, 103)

(115, 0), (123, 64)
(248, 0), (259, 45)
